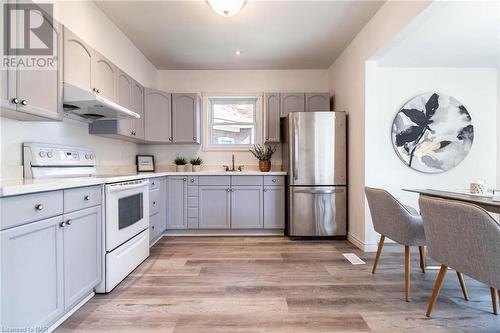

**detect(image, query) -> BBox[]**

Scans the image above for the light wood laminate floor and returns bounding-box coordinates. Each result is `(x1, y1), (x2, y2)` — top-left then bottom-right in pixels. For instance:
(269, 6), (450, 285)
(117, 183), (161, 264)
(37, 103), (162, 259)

(57, 237), (499, 332)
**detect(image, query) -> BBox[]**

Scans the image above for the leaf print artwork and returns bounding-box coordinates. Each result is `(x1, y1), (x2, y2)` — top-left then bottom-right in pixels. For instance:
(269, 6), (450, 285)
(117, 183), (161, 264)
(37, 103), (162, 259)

(391, 93), (474, 173)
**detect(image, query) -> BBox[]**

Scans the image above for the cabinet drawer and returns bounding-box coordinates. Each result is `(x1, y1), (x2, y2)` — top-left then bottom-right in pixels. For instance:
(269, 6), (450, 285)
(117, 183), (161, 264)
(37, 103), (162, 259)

(1, 190), (63, 230)
(231, 176), (263, 186)
(198, 176), (230, 186)
(149, 178), (160, 190)
(188, 196), (199, 208)
(264, 176), (285, 186)
(187, 176), (198, 186)
(149, 212), (164, 241)
(64, 186), (102, 213)
(149, 189), (160, 216)
(187, 186), (198, 197)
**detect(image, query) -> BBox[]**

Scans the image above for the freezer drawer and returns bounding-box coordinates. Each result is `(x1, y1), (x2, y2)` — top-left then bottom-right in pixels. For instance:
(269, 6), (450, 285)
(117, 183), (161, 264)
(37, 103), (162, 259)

(289, 186), (346, 236)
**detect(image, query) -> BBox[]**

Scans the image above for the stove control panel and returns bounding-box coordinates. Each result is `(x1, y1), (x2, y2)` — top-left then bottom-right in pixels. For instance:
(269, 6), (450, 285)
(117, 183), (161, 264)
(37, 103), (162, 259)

(23, 142), (96, 167)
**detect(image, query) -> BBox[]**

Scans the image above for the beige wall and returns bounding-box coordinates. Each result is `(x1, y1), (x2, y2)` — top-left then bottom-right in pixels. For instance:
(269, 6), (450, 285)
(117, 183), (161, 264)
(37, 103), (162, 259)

(328, 1), (430, 251)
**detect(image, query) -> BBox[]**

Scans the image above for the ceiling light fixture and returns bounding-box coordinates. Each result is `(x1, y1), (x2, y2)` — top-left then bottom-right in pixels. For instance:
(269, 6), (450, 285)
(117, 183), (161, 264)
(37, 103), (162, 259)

(207, 0), (246, 17)
(234, 50), (241, 56)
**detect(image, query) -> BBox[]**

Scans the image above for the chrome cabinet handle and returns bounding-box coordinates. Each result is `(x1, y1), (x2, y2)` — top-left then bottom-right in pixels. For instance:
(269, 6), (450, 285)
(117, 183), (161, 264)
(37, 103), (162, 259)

(21, 100), (27, 106)
(84, 195), (90, 201)
(183, 178), (187, 181)
(60, 221), (67, 227)
(66, 219), (72, 225)
(35, 203), (44, 211)
(11, 98), (19, 104)
(190, 179), (195, 183)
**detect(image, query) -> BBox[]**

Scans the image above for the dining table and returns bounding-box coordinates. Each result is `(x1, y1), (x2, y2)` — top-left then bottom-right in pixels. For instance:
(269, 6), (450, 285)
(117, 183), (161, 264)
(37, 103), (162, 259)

(404, 188), (500, 214)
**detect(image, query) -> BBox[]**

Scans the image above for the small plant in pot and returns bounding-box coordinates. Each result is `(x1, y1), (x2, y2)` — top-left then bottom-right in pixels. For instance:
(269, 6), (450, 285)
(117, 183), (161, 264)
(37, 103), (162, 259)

(174, 156), (187, 172)
(249, 144), (276, 172)
(190, 157), (203, 172)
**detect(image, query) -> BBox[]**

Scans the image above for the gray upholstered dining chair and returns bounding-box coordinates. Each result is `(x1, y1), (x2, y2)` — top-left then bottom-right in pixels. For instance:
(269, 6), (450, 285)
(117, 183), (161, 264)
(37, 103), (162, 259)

(365, 187), (468, 303)
(419, 196), (500, 317)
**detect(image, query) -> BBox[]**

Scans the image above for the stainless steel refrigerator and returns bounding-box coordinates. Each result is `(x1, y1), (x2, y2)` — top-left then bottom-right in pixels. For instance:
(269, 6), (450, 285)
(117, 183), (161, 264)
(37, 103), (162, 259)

(283, 111), (347, 237)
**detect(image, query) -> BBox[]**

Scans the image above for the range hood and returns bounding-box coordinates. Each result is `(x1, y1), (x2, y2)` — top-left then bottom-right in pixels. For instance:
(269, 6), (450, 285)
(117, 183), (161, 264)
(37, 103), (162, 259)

(63, 83), (140, 121)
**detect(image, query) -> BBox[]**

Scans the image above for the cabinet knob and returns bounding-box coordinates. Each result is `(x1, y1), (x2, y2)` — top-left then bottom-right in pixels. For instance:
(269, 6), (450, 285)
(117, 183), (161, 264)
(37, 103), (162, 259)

(190, 178), (195, 183)
(84, 195), (90, 201)
(151, 182), (155, 186)
(66, 219), (72, 225)
(152, 225), (155, 230)
(21, 100), (27, 106)
(60, 221), (67, 227)
(97, 89), (100, 94)
(183, 178), (187, 181)
(153, 201), (156, 205)
(169, 137), (173, 142)
(263, 188), (267, 192)
(272, 179), (277, 183)
(226, 188), (230, 192)
(35, 203), (44, 211)
(193, 137), (197, 141)
(92, 88), (98, 93)
(11, 98), (19, 104)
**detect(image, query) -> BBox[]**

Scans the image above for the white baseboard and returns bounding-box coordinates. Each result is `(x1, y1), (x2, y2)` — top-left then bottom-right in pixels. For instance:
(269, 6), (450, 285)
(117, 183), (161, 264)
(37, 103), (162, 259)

(47, 292), (94, 333)
(348, 232), (378, 252)
(164, 229), (284, 236)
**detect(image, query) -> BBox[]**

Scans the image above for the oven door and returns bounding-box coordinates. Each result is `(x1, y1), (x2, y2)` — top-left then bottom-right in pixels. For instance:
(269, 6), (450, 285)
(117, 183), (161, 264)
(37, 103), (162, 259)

(105, 180), (149, 251)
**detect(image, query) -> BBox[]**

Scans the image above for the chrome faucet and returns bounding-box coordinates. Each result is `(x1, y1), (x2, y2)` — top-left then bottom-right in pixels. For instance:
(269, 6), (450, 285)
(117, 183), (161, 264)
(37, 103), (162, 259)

(223, 154), (244, 172)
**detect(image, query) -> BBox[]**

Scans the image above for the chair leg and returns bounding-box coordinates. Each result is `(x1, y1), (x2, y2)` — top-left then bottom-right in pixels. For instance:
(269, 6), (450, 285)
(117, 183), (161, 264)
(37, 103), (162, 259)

(404, 245), (410, 302)
(426, 264), (448, 317)
(372, 235), (385, 274)
(490, 287), (498, 315)
(418, 246), (425, 273)
(456, 272), (468, 301)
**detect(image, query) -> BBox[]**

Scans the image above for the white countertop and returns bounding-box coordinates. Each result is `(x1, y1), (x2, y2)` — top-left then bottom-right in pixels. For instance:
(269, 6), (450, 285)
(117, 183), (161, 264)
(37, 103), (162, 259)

(0, 171), (287, 197)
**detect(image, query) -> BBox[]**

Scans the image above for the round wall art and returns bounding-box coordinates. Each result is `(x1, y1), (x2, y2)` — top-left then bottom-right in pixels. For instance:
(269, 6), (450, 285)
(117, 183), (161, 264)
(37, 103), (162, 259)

(391, 92), (474, 173)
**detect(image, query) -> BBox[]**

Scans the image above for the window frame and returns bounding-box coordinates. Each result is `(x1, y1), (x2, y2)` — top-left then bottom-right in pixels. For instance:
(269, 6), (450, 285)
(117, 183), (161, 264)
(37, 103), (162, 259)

(202, 93), (263, 152)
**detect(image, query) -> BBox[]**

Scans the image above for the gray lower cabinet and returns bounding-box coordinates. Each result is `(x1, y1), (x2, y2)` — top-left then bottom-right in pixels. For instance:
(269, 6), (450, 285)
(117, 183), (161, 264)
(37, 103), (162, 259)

(264, 93), (280, 143)
(263, 186), (285, 229)
(166, 176), (188, 229)
(305, 93), (330, 112)
(149, 177), (167, 243)
(198, 186), (231, 229)
(231, 186), (263, 229)
(63, 206), (102, 309)
(1, 215), (65, 329)
(1, 8), (62, 121)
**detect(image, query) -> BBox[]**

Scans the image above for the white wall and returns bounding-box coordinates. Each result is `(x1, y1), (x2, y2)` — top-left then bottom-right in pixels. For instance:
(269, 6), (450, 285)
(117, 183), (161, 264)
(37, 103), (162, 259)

(365, 67), (498, 245)
(140, 69), (329, 169)
(1, 1), (158, 179)
(328, 1), (430, 251)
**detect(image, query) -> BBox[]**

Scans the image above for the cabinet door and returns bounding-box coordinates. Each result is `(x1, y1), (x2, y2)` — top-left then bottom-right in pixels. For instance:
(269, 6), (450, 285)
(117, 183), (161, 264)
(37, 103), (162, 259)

(172, 93), (200, 144)
(116, 70), (133, 137)
(1, 216), (64, 328)
(281, 93), (305, 117)
(305, 93), (330, 112)
(63, 26), (94, 92)
(199, 186), (230, 229)
(131, 80), (145, 139)
(264, 93), (280, 143)
(166, 177), (187, 229)
(63, 206), (102, 310)
(93, 53), (116, 102)
(145, 88), (172, 143)
(231, 186), (263, 229)
(263, 186), (285, 229)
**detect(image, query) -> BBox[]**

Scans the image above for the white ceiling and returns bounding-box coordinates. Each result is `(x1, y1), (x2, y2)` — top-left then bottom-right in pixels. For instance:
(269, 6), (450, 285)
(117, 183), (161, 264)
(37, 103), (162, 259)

(95, 0), (384, 70)
(376, 1), (500, 67)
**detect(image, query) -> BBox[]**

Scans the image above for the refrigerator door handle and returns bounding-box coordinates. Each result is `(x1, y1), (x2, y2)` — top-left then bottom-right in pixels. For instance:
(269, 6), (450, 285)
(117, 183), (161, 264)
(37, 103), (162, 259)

(292, 116), (299, 181)
(294, 189), (344, 194)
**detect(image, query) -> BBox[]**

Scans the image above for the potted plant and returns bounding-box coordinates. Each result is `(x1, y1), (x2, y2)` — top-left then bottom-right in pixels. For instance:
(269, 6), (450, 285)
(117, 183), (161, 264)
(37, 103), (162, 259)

(190, 157), (203, 172)
(174, 156), (187, 172)
(249, 144), (276, 172)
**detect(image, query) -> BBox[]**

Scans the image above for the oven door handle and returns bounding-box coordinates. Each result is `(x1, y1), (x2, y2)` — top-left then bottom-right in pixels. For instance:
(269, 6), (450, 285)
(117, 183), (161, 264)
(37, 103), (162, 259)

(106, 180), (149, 193)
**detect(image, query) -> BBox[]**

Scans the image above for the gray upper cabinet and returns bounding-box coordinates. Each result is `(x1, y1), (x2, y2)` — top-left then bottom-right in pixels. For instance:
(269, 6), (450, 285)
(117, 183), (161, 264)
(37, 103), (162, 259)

(281, 93), (305, 117)
(1, 9), (62, 121)
(172, 93), (200, 144)
(63, 206), (102, 310)
(264, 93), (280, 143)
(166, 176), (187, 229)
(199, 186), (231, 229)
(231, 186), (263, 229)
(63, 27), (94, 92)
(263, 186), (285, 229)
(145, 88), (172, 143)
(116, 69), (132, 111)
(131, 79), (145, 139)
(1, 215), (64, 328)
(305, 93), (330, 112)
(93, 53), (116, 102)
